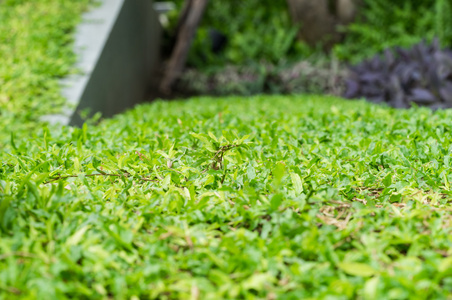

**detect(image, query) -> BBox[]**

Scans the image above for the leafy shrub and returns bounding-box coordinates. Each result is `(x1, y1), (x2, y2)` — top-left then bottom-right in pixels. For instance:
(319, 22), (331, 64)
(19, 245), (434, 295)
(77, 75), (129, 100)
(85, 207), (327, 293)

(167, 0), (306, 68)
(344, 39), (452, 109)
(334, 0), (452, 62)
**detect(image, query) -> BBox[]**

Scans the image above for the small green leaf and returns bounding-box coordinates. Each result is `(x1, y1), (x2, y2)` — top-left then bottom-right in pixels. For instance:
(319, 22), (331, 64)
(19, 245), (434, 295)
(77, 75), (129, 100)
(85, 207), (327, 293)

(439, 256), (452, 273)
(190, 132), (210, 145)
(191, 132), (216, 152)
(272, 162), (285, 187)
(208, 131), (218, 142)
(67, 226), (90, 246)
(270, 193), (283, 211)
(10, 132), (17, 151)
(383, 173), (392, 187)
(247, 164), (256, 180)
(442, 171), (450, 191)
(290, 172), (303, 195)
(338, 262), (377, 277)
(363, 276), (380, 300)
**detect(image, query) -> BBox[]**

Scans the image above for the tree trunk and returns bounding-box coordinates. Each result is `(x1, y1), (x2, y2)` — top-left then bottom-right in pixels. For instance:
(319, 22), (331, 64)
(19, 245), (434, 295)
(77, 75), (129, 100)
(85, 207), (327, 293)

(286, 0), (358, 50)
(160, 0), (208, 94)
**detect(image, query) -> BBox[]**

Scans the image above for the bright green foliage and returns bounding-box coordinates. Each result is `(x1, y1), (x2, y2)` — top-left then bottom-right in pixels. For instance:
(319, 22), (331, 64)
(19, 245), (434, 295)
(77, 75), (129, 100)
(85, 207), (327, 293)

(0, 0), (91, 143)
(334, 0), (452, 62)
(2, 95), (452, 299)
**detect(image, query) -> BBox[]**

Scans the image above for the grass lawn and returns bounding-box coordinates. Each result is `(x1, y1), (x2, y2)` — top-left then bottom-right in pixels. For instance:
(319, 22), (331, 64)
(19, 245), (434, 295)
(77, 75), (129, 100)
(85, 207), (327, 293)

(2, 95), (452, 299)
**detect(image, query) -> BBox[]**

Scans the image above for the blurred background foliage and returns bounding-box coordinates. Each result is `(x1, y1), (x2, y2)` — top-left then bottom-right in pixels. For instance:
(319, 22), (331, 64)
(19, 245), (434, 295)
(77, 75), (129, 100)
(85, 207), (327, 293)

(334, 0), (452, 63)
(164, 0), (452, 97)
(166, 0), (309, 68)
(166, 0), (452, 65)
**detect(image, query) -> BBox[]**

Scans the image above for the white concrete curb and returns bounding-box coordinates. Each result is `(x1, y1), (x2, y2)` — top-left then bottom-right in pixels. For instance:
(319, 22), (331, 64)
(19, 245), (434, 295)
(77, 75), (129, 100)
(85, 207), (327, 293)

(43, 0), (160, 126)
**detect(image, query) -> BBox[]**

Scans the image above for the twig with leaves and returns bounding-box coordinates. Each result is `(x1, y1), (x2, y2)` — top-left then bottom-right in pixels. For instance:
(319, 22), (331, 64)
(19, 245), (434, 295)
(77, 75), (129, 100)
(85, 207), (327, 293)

(210, 144), (241, 171)
(44, 171), (158, 185)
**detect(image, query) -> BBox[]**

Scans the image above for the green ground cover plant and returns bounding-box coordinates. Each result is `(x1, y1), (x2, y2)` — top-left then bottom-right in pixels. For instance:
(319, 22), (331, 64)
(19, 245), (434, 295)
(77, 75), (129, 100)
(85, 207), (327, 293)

(0, 0), (91, 144)
(2, 95), (452, 299)
(1, 0), (452, 298)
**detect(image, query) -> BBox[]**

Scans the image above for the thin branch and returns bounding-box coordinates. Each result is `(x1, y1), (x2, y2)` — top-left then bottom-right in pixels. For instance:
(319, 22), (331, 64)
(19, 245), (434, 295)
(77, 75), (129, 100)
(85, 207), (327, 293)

(160, 0), (209, 93)
(0, 252), (35, 260)
(202, 143), (241, 173)
(0, 286), (21, 295)
(44, 172), (158, 185)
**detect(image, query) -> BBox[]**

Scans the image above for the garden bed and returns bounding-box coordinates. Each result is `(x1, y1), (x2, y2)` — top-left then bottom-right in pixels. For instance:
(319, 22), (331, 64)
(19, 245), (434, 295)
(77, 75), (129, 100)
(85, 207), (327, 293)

(1, 1), (452, 298)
